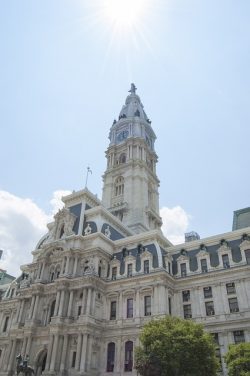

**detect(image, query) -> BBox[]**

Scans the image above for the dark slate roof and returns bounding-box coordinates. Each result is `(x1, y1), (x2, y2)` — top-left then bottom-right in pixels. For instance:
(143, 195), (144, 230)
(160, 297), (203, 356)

(172, 238), (242, 275)
(113, 243), (159, 275)
(101, 223), (125, 241)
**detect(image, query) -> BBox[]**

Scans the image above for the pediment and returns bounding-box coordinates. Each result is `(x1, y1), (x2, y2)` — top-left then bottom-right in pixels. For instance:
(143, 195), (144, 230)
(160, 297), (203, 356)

(240, 239), (250, 251)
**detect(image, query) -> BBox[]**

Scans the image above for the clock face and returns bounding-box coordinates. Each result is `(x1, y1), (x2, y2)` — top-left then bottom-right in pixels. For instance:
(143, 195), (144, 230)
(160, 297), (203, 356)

(117, 130), (129, 142)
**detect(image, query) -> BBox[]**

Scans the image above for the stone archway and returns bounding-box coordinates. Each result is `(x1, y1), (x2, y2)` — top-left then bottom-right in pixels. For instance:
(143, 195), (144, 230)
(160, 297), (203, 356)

(35, 349), (47, 376)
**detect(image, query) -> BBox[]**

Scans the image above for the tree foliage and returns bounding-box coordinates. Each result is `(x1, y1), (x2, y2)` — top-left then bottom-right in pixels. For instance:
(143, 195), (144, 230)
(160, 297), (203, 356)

(135, 316), (218, 376)
(224, 343), (250, 376)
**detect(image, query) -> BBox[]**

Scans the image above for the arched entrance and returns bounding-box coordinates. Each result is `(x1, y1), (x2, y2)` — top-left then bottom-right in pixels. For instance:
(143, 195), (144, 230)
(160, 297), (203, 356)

(35, 350), (47, 376)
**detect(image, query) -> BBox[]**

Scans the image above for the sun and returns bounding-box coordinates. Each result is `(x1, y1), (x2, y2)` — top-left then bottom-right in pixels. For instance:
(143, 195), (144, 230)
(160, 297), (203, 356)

(102, 0), (148, 31)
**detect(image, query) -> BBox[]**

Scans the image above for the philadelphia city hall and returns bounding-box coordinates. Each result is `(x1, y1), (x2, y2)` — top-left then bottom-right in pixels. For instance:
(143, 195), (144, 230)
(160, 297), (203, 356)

(0, 84), (250, 376)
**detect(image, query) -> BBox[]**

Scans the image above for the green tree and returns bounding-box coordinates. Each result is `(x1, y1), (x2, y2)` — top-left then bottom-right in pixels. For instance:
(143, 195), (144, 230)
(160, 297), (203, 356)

(224, 343), (250, 376)
(135, 316), (218, 376)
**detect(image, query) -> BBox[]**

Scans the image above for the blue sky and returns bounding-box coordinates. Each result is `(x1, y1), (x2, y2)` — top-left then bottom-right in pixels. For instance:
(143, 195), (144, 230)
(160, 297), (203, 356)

(0, 0), (250, 275)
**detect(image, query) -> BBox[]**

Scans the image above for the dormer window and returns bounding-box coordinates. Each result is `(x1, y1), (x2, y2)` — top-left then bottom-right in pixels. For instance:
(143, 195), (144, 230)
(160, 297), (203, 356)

(144, 260), (149, 274)
(201, 259), (208, 273)
(180, 263), (187, 277)
(245, 250), (250, 264)
(222, 254), (230, 269)
(112, 267), (117, 280)
(127, 263), (132, 277)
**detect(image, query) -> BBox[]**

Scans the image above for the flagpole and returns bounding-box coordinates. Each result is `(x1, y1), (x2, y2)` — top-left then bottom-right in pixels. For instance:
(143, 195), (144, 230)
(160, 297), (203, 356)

(85, 166), (92, 188)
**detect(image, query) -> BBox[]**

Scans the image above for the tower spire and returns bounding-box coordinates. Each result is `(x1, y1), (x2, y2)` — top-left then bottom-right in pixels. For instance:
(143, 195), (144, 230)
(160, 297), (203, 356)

(102, 85), (162, 234)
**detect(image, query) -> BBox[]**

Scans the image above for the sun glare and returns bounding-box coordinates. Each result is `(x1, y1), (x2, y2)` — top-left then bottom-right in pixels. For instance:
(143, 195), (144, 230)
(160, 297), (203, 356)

(103, 0), (148, 31)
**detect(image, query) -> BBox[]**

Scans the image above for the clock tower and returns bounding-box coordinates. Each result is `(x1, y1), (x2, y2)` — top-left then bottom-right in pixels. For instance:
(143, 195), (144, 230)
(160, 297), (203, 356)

(102, 84), (162, 233)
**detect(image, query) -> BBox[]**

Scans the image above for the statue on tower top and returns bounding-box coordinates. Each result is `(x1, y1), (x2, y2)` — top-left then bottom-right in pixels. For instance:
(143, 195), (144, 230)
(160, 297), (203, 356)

(129, 83), (137, 94)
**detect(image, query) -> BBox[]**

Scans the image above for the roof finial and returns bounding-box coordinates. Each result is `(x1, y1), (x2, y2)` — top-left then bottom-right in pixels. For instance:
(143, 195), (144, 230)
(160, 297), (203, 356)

(129, 83), (137, 94)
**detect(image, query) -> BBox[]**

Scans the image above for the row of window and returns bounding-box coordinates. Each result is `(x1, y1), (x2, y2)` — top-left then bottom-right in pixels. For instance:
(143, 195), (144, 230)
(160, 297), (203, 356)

(71, 341), (134, 373)
(180, 250), (250, 277)
(110, 296), (151, 320)
(183, 296), (239, 319)
(111, 260), (150, 280)
(182, 282), (237, 302)
(107, 341), (133, 372)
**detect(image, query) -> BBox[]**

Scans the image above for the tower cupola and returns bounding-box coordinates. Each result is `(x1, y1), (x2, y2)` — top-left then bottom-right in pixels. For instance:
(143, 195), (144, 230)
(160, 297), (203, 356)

(102, 84), (162, 234)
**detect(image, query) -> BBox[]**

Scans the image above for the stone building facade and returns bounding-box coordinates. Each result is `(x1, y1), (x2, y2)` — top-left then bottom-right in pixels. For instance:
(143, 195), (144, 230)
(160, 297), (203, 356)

(0, 84), (250, 376)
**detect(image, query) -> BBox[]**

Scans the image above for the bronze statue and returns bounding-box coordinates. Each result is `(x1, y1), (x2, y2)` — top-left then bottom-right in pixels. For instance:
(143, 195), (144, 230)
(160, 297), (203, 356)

(16, 354), (34, 376)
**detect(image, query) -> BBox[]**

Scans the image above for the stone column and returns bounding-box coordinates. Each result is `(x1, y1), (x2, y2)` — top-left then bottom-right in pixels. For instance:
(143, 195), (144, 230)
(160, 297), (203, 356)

(50, 334), (59, 371)
(165, 287), (169, 314)
(135, 289), (140, 317)
(73, 255), (78, 275)
(26, 336), (32, 357)
(17, 299), (25, 323)
(86, 288), (92, 315)
(54, 290), (61, 316)
(28, 295), (36, 319)
(32, 295), (40, 319)
(7, 339), (16, 371)
(60, 334), (68, 371)
(40, 262), (45, 280)
(21, 337), (28, 357)
(91, 289), (96, 315)
(82, 288), (87, 315)
(237, 280), (249, 310)
(80, 334), (88, 372)
(86, 335), (93, 371)
(4, 341), (13, 371)
(45, 335), (54, 371)
(75, 333), (82, 371)
(153, 285), (159, 315)
(67, 290), (74, 317)
(58, 290), (65, 317)
(119, 292), (123, 319)
(65, 256), (70, 275)
(116, 338), (121, 372)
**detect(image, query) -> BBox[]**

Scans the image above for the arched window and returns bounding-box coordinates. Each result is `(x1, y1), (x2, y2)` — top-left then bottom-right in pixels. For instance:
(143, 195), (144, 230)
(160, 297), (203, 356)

(107, 342), (115, 372)
(114, 177), (124, 196)
(49, 300), (56, 322)
(124, 341), (133, 372)
(119, 153), (126, 164)
(59, 224), (65, 238)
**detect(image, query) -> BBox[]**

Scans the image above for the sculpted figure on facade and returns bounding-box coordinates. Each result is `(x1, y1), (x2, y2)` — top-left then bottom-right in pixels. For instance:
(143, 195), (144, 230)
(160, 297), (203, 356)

(104, 225), (111, 238)
(84, 223), (92, 236)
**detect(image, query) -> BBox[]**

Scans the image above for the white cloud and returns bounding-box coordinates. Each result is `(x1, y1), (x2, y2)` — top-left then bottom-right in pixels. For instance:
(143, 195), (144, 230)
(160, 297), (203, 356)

(0, 190), (71, 277)
(160, 206), (191, 244)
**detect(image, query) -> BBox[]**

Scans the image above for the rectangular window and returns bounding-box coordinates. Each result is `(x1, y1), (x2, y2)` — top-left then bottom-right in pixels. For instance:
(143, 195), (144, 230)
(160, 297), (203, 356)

(245, 250), (250, 265)
(3, 316), (9, 332)
(180, 263), (187, 277)
(222, 254), (230, 268)
(127, 299), (133, 318)
(78, 306), (82, 316)
(127, 264), (132, 277)
(201, 258), (208, 273)
(229, 297), (239, 313)
(144, 296), (151, 316)
(203, 286), (213, 299)
(143, 260), (149, 274)
(110, 301), (117, 320)
(168, 262), (171, 274)
(182, 290), (190, 302)
(112, 267), (117, 280)
(71, 351), (76, 368)
(183, 304), (192, 319)
(168, 297), (172, 315)
(233, 330), (245, 344)
(205, 301), (215, 316)
(226, 282), (236, 294)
